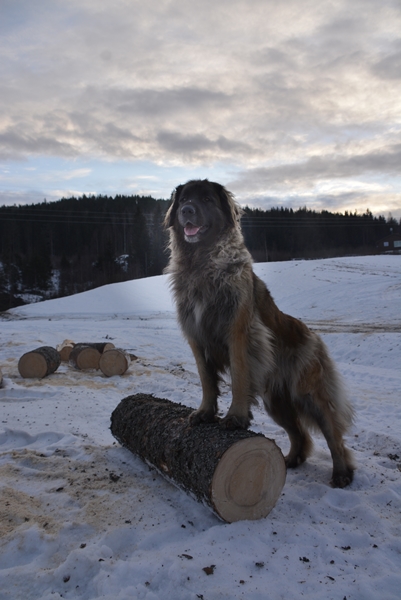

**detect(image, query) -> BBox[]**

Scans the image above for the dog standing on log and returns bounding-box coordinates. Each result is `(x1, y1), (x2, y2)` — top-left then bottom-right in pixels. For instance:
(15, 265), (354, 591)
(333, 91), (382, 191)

(164, 179), (355, 487)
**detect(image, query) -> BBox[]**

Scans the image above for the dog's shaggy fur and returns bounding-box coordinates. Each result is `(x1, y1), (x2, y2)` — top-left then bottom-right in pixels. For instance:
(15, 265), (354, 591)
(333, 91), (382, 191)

(164, 179), (355, 487)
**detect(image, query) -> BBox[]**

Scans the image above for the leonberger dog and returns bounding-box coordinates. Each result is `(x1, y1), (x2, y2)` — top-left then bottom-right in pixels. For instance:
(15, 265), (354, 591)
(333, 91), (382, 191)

(164, 179), (355, 488)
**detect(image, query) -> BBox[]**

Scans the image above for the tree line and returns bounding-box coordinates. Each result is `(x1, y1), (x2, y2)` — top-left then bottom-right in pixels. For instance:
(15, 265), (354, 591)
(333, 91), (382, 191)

(241, 206), (399, 262)
(0, 194), (399, 311)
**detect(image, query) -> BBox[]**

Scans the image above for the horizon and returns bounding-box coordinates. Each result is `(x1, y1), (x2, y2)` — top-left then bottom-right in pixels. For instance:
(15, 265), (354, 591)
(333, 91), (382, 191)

(1, 191), (399, 221)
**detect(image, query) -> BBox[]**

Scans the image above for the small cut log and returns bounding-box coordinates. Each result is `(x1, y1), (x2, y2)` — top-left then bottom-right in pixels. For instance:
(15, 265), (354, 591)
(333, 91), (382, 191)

(56, 339), (75, 361)
(18, 346), (61, 379)
(99, 349), (131, 377)
(111, 394), (286, 523)
(69, 344), (101, 370)
(69, 342), (116, 370)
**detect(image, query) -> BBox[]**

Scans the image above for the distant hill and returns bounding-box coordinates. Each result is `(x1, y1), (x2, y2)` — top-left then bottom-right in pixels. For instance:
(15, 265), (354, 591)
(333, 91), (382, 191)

(0, 194), (399, 311)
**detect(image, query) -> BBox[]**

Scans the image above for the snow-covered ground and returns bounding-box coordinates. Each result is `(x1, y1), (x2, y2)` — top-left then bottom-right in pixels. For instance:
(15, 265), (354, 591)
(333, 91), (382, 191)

(0, 255), (400, 600)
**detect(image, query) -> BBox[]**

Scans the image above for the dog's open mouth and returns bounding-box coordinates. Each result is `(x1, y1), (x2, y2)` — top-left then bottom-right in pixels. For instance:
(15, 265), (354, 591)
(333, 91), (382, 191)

(184, 224), (201, 237)
(184, 224), (208, 239)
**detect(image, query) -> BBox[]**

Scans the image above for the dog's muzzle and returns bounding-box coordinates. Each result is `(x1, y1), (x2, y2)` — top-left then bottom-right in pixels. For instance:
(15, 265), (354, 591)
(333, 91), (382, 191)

(180, 203), (205, 241)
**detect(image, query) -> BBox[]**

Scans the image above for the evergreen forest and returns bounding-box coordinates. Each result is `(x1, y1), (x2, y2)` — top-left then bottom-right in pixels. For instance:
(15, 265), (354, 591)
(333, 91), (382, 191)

(0, 194), (399, 311)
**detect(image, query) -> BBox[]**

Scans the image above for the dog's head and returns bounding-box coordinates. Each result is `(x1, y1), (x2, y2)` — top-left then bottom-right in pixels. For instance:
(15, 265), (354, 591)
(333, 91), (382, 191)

(164, 179), (242, 245)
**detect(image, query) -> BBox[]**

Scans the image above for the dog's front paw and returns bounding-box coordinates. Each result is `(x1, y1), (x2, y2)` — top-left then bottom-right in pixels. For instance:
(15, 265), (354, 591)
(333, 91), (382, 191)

(220, 414), (250, 430)
(189, 409), (217, 426)
(330, 467), (354, 488)
(285, 454), (306, 469)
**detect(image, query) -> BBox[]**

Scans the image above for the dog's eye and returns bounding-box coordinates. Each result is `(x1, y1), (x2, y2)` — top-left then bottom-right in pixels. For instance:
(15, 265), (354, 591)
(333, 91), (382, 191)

(204, 197), (211, 203)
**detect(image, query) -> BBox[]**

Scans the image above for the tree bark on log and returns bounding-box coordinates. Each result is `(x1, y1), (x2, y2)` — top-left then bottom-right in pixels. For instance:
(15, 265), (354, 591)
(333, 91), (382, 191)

(79, 342), (115, 353)
(110, 394), (286, 523)
(18, 346), (61, 379)
(99, 349), (131, 377)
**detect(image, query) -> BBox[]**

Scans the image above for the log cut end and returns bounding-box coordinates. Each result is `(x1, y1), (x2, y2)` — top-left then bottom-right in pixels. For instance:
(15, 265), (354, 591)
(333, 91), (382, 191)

(211, 436), (286, 523)
(18, 346), (61, 379)
(69, 345), (101, 370)
(99, 349), (130, 377)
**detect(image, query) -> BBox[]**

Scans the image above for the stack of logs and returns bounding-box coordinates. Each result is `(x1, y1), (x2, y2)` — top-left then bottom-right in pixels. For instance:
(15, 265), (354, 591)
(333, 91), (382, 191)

(16, 340), (136, 379)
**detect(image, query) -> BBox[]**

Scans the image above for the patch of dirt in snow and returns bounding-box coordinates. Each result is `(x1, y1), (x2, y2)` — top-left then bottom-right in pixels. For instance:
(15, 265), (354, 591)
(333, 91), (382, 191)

(0, 444), (157, 540)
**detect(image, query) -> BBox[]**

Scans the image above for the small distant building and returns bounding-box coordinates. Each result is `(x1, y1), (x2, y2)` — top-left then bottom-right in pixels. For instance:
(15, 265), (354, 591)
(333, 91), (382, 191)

(376, 233), (401, 254)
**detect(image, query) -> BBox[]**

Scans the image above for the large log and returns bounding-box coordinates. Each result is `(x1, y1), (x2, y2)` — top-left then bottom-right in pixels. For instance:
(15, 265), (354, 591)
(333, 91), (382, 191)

(18, 346), (61, 379)
(110, 394), (286, 523)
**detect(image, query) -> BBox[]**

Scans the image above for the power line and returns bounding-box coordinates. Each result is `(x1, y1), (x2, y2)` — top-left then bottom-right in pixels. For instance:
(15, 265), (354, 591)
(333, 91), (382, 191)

(0, 215), (387, 227)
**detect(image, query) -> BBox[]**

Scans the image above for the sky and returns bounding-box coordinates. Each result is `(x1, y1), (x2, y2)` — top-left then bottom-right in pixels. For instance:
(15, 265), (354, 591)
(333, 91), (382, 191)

(0, 0), (400, 217)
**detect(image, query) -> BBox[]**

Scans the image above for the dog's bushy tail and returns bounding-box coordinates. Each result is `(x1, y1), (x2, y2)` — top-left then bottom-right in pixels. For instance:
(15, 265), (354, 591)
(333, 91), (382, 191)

(318, 338), (355, 434)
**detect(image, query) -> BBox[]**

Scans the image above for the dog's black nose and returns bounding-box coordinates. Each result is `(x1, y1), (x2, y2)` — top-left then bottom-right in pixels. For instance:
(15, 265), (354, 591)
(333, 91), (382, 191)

(181, 203), (196, 218)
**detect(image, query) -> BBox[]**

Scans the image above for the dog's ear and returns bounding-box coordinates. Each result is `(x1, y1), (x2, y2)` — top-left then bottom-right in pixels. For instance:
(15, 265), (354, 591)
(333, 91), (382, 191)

(212, 182), (243, 228)
(164, 184), (184, 228)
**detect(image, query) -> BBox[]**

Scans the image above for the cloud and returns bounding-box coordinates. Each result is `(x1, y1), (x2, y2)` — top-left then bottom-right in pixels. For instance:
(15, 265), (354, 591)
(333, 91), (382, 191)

(157, 130), (254, 159)
(230, 144), (401, 193)
(53, 168), (92, 181)
(0, 189), (55, 206)
(107, 87), (231, 118)
(236, 189), (401, 218)
(0, 0), (399, 215)
(371, 45), (401, 80)
(0, 129), (77, 160)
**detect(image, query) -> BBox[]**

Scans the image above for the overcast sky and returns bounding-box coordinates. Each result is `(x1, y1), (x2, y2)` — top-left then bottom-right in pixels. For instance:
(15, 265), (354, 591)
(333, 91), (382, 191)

(1, 0), (400, 216)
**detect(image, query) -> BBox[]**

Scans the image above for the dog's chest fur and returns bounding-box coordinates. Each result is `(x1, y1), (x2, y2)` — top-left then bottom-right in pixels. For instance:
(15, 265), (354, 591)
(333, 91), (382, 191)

(176, 266), (242, 345)
(168, 229), (254, 350)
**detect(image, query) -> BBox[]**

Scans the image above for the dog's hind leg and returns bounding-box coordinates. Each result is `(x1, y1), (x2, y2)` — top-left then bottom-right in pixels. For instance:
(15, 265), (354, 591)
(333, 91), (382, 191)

(318, 417), (355, 488)
(266, 387), (313, 468)
(296, 352), (355, 487)
(300, 392), (355, 488)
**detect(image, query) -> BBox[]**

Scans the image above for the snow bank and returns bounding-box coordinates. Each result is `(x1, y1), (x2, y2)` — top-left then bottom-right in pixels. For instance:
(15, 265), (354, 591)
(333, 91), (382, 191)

(0, 256), (400, 599)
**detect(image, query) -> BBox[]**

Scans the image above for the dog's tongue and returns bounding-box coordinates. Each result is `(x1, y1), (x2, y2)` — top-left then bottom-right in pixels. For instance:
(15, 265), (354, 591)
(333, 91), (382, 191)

(184, 225), (201, 236)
